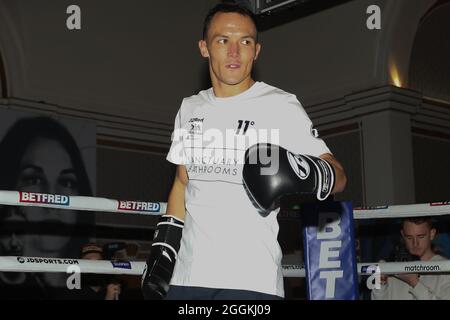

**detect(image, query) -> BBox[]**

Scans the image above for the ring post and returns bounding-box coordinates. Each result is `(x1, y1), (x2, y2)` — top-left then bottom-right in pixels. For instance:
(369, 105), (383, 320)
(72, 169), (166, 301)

(302, 200), (359, 299)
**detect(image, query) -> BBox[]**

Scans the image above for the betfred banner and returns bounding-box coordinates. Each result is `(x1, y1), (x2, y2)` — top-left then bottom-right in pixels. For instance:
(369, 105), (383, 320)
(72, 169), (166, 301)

(303, 201), (358, 300)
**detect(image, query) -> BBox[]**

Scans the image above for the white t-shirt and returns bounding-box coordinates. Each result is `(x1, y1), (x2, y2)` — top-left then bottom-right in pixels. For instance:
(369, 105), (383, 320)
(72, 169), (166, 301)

(371, 255), (450, 300)
(166, 81), (330, 297)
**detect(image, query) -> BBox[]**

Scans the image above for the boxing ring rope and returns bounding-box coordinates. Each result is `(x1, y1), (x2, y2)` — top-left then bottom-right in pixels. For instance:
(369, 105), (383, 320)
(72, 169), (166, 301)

(2, 256), (450, 278)
(0, 191), (166, 216)
(1, 190), (448, 219)
(0, 256), (142, 275)
(353, 202), (450, 219)
(0, 190), (449, 278)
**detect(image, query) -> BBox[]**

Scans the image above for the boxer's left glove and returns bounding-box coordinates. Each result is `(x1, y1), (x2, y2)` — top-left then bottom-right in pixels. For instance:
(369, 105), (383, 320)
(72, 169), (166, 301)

(243, 143), (335, 217)
(141, 214), (184, 300)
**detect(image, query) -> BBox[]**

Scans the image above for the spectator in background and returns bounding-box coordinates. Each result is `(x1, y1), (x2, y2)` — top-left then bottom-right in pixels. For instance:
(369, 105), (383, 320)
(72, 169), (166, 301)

(104, 242), (144, 300)
(371, 217), (450, 300)
(67, 243), (121, 300)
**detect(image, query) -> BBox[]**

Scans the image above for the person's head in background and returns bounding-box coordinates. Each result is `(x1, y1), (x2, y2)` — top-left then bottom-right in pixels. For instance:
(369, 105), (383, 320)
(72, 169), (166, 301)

(80, 243), (109, 289)
(0, 116), (94, 287)
(401, 217), (436, 261)
(81, 243), (104, 261)
(199, 2), (261, 97)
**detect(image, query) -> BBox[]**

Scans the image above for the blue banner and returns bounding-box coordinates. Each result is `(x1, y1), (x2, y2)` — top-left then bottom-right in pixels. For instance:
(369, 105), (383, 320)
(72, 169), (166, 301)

(303, 201), (358, 300)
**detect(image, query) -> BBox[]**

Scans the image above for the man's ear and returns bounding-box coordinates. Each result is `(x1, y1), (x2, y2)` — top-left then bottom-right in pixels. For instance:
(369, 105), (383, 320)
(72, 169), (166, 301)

(400, 229), (405, 238)
(199, 40), (209, 58)
(254, 43), (261, 61)
(430, 228), (437, 241)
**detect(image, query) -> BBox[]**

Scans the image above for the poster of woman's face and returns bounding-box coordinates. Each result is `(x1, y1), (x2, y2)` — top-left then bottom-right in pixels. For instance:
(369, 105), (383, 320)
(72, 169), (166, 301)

(0, 110), (96, 298)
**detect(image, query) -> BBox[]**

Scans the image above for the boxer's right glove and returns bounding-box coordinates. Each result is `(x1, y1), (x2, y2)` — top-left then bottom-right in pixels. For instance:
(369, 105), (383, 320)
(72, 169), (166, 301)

(141, 214), (184, 300)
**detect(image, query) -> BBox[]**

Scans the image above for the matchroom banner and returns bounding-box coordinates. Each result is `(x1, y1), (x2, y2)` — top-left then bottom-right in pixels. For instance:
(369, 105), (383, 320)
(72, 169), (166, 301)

(302, 201), (359, 300)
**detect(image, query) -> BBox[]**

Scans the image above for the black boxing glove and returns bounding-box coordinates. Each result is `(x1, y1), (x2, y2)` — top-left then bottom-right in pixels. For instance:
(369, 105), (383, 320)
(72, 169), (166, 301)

(243, 143), (335, 217)
(141, 214), (184, 300)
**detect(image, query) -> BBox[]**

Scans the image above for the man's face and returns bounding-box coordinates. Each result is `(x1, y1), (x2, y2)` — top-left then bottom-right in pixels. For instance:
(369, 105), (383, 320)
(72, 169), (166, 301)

(82, 252), (103, 261)
(401, 221), (436, 259)
(13, 137), (79, 256)
(199, 12), (261, 89)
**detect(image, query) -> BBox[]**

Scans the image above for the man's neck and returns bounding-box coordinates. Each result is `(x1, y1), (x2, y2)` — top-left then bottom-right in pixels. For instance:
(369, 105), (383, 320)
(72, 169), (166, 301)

(212, 78), (255, 98)
(420, 250), (435, 261)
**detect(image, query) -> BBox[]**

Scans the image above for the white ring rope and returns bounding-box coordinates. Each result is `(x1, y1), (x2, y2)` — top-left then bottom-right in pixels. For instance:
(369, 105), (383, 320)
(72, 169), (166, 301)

(353, 202), (450, 219)
(0, 190), (449, 277)
(1, 256), (450, 278)
(282, 260), (450, 277)
(0, 190), (448, 219)
(0, 190), (166, 215)
(0, 256), (141, 275)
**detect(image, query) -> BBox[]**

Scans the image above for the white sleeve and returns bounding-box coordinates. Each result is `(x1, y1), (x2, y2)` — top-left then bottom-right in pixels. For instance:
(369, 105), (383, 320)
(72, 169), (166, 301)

(409, 276), (450, 300)
(280, 94), (331, 157)
(371, 283), (390, 300)
(166, 104), (188, 165)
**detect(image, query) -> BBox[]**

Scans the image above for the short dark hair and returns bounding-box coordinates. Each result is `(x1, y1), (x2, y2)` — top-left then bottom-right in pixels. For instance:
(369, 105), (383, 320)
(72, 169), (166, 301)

(202, 2), (258, 40)
(81, 243), (104, 258)
(402, 217), (435, 229)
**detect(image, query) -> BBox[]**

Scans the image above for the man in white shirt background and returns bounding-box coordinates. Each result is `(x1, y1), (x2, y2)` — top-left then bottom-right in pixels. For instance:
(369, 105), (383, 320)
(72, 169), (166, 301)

(371, 217), (450, 300)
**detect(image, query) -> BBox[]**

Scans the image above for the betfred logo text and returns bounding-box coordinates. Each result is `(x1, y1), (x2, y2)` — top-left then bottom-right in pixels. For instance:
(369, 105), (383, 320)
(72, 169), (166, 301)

(19, 192), (69, 206)
(118, 201), (160, 212)
(430, 201), (450, 206)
